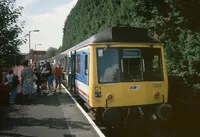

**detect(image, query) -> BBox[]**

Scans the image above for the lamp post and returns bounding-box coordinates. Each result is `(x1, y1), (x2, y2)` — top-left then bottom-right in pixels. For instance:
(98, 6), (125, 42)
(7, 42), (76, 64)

(28, 30), (39, 60)
(34, 44), (42, 61)
(35, 43), (42, 51)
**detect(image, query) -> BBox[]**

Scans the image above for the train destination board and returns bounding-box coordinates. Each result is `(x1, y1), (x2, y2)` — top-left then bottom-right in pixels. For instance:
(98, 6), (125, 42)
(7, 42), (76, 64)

(122, 49), (141, 58)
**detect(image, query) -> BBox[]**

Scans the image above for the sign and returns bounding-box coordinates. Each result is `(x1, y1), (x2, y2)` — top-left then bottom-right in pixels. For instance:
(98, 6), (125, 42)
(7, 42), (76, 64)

(123, 49), (141, 58)
(129, 85), (140, 90)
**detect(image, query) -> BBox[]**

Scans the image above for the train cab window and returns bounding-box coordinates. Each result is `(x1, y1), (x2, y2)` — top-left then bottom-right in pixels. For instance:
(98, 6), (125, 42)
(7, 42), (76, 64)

(143, 48), (163, 81)
(76, 54), (80, 74)
(85, 55), (88, 76)
(122, 49), (142, 82)
(123, 58), (142, 81)
(97, 48), (120, 83)
(97, 47), (163, 83)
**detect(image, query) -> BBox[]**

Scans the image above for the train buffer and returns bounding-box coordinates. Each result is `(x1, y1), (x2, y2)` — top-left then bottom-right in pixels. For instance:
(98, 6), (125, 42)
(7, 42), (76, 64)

(0, 87), (103, 137)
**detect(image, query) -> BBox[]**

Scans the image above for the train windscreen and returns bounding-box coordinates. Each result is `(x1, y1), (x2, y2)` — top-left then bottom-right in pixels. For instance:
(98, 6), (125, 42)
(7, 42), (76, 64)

(97, 48), (120, 83)
(97, 47), (163, 83)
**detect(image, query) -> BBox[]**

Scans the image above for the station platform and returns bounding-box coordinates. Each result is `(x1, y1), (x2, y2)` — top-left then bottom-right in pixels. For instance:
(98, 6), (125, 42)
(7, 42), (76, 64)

(0, 87), (103, 137)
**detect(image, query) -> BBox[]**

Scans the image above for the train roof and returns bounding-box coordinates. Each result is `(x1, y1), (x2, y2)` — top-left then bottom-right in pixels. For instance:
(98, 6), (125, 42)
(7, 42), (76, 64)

(55, 27), (162, 58)
(90, 27), (161, 43)
(68, 27), (162, 51)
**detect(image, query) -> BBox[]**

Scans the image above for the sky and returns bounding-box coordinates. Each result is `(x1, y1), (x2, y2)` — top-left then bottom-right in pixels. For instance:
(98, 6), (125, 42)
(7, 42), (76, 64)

(16, 0), (78, 53)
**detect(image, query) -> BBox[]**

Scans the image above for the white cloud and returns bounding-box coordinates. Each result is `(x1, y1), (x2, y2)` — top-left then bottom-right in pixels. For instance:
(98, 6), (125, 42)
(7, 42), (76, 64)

(16, 0), (39, 8)
(19, 0), (78, 53)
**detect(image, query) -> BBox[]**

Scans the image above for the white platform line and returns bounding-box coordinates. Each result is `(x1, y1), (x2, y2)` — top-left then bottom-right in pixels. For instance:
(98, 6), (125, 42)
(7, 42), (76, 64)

(61, 85), (105, 137)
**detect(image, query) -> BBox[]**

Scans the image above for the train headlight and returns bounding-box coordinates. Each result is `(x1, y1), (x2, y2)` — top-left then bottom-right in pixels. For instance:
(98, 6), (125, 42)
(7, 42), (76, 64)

(154, 91), (160, 99)
(107, 94), (113, 101)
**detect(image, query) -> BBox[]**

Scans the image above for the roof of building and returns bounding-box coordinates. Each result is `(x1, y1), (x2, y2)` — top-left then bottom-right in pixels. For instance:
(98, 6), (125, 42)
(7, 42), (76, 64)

(31, 50), (47, 54)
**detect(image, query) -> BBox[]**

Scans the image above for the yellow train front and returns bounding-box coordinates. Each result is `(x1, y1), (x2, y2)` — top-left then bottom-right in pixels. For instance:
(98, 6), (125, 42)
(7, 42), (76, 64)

(64, 27), (172, 127)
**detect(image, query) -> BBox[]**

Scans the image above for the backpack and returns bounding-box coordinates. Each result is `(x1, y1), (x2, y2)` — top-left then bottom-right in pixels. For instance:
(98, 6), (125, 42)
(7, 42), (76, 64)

(12, 75), (20, 86)
(52, 67), (56, 75)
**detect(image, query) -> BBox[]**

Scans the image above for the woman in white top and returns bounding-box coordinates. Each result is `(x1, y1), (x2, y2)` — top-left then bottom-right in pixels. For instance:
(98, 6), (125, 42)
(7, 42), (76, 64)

(6, 69), (17, 104)
(6, 69), (14, 83)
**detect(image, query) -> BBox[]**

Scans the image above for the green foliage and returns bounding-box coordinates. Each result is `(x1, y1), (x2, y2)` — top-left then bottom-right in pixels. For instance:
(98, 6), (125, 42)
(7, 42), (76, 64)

(0, 0), (24, 57)
(62, 0), (200, 88)
(166, 29), (200, 87)
(46, 47), (58, 59)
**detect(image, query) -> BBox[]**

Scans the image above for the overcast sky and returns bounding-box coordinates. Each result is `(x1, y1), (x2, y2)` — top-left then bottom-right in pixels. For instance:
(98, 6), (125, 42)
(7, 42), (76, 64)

(16, 0), (78, 53)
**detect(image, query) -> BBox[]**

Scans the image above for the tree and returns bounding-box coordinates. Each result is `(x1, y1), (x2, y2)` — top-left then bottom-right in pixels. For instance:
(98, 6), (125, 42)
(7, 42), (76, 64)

(62, 0), (200, 88)
(0, 0), (24, 58)
(46, 47), (58, 59)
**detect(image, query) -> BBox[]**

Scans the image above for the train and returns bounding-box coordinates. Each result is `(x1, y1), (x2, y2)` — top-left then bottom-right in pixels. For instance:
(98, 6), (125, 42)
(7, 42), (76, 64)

(53, 27), (172, 127)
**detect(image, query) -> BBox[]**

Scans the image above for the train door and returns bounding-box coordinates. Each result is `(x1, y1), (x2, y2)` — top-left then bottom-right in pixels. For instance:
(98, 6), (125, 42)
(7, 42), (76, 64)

(83, 50), (90, 103)
(83, 50), (89, 85)
(69, 51), (76, 92)
(63, 55), (68, 81)
(66, 54), (71, 88)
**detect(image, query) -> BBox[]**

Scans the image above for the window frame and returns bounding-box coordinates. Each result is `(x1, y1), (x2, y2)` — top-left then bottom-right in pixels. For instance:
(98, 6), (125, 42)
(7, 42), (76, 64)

(96, 47), (164, 84)
(76, 54), (81, 74)
(84, 54), (88, 76)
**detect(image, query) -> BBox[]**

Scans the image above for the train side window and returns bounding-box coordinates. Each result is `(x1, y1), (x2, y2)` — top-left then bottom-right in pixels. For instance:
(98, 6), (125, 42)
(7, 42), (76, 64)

(85, 55), (88, 76)
(76, 54), (80, 74)
(67, 57), (71, 73)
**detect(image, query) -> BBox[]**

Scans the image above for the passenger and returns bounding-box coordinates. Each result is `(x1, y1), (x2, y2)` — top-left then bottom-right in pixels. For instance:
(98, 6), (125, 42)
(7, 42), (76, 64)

(55, 63), (63, 93)
(6, 69), (17, 104)
(10, 74), (20, 104)
(31, 61), (36, 70)
(21, 60), (34, 101)
(6, 69), (14, 86)
(41, 65), (47, 90)
(44, 62), (55, 96)
(47, 71), (55, 96)
(33, 67), (42, 95)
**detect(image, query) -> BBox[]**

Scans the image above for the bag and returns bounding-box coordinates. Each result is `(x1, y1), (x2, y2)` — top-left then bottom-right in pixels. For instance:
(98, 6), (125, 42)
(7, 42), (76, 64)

(52, 67), (56, 75)
(12, 75), (20, 86)
(16, 85), (22, 93)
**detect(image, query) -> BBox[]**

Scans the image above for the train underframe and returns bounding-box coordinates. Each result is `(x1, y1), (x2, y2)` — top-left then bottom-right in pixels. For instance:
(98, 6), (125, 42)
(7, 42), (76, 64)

(92, 103), (172, 127)
(63, 74), (172, 127)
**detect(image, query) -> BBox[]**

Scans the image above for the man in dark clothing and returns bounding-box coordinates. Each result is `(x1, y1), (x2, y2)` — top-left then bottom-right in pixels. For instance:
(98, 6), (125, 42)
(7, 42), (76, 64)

(34, 68), (42, 95)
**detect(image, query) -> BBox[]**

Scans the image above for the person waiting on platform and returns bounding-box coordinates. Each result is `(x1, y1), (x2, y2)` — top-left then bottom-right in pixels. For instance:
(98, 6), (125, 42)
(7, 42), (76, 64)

(41, 65), (47, 90)
(43, 62), (55, 96)
(6, 69), (18, 104)
(33, 67), (42, 95)
(21, 60), (34, 101)
(55, 63), (63, 93)
(47, 71), (55, 96)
